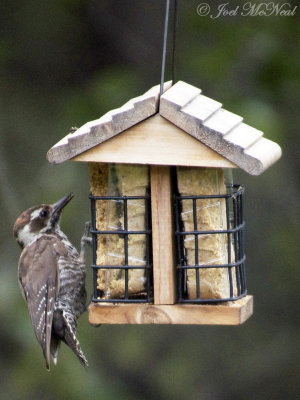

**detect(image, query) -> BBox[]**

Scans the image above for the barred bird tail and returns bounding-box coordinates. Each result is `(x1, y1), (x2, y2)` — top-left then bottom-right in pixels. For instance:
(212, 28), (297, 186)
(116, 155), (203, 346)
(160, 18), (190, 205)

(61, 310), (89, 367)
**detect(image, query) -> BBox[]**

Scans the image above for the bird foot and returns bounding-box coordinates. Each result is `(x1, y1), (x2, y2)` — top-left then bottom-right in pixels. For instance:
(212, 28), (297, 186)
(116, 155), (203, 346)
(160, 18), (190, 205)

(80, 221), (92, 259)
(82, 221), (92, 242)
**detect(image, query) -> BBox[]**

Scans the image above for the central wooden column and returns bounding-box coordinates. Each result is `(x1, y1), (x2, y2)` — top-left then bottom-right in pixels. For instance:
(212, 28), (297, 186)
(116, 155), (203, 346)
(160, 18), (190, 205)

(150, 165), (176, 304)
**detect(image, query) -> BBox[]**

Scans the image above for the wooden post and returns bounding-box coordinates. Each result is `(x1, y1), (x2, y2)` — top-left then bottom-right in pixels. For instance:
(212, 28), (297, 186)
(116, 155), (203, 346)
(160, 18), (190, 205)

(150, 165), (176, 304)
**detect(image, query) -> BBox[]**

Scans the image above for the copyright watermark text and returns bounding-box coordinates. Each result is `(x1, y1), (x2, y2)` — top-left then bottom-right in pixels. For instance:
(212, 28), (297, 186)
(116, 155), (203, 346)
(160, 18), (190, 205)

(197, 2), (297, 18)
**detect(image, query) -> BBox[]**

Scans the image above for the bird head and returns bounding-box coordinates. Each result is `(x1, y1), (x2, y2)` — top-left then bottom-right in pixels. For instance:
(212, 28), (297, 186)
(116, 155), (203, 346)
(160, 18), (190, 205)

(13, 193), (74, 249)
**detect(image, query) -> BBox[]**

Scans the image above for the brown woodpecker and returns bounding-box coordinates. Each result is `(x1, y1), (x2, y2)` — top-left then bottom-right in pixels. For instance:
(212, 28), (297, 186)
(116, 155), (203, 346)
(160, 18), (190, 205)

(13, 193), (89, 370)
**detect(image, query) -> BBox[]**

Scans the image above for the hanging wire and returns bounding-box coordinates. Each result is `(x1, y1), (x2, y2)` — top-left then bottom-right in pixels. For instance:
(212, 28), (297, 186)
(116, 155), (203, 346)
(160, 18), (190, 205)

(160, 0), (170, 97)
(171, 0), (178, 86)
(160, 0), (178, 97)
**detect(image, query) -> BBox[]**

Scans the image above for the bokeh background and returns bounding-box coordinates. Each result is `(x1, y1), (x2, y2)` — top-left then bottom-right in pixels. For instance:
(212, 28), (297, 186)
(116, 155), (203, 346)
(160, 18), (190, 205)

(0, 1), (299, 399)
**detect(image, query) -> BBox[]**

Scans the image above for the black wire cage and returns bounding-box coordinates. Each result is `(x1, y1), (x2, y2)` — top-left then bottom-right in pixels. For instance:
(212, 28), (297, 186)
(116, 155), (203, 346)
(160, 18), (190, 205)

(90, 183), (246, 305)
(90, 192), (153, 303)
(174, 184), (246, 303)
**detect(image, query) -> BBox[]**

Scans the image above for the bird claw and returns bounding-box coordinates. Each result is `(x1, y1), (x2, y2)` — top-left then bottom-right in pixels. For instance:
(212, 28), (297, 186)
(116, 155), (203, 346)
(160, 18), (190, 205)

(81, 221), (92, 245)
(80, 221), (92, 259)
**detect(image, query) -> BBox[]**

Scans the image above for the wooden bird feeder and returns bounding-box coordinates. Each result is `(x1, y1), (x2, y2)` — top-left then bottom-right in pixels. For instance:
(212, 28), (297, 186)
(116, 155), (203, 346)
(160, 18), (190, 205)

(47, 80), (281, 326)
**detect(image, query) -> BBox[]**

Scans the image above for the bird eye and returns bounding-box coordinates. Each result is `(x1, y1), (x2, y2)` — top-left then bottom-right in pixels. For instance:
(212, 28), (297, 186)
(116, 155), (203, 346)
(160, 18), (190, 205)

(40, 210), (49, 218)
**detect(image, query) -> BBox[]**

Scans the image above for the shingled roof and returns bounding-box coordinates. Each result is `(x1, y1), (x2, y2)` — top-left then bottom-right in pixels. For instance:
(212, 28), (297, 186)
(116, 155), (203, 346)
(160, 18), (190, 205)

(47, 81), (281, 175)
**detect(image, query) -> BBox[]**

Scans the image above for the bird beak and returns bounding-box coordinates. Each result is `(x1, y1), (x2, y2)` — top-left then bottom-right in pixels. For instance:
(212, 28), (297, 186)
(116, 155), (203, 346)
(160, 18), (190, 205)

(52, 193), (74, 221)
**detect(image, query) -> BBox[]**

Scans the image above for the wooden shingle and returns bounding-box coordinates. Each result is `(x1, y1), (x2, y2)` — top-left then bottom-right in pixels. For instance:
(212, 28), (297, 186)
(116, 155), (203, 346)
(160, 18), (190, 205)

(47, 82), (172, 164)
(160, 81), (282, 175)
(47, 80), (281, 175)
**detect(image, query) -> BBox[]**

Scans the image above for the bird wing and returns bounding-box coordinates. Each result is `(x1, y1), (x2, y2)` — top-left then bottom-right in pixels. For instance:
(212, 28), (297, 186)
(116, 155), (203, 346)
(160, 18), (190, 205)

(18, 236), (64, 370)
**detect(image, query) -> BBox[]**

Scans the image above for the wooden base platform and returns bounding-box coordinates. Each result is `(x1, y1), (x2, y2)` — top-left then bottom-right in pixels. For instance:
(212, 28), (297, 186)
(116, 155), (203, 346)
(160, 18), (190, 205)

(88, 295), (253, 325)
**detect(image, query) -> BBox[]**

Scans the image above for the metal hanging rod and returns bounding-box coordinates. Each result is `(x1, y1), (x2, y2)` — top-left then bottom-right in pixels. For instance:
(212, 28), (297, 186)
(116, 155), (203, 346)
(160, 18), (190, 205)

(160, 0), (178, 97)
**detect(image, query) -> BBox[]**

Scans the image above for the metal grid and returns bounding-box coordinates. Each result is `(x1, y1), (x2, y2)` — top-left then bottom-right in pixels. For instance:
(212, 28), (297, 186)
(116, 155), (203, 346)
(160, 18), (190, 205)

(90, 193), (153, 303)
(174, 184), (247, 303)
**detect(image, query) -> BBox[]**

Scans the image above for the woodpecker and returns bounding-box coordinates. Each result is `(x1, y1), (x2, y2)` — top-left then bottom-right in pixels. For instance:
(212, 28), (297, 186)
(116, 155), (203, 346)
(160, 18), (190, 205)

(13, 193), (90, 370)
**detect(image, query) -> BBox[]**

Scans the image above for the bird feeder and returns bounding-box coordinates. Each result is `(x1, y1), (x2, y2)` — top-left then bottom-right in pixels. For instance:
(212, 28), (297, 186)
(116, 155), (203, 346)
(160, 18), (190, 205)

(47, 80), (281, 325)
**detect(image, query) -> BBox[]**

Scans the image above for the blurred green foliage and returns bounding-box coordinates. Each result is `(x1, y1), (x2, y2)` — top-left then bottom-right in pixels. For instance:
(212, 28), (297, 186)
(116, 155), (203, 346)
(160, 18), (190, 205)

(0, 1), (299, 399)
